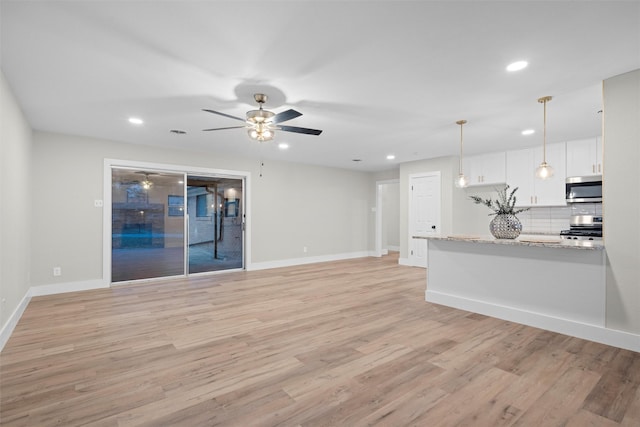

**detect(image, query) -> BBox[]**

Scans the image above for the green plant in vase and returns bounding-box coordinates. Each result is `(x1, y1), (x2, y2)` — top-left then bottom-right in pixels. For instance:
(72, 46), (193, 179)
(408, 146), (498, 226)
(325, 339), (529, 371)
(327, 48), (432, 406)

(469, 185), (529, 239)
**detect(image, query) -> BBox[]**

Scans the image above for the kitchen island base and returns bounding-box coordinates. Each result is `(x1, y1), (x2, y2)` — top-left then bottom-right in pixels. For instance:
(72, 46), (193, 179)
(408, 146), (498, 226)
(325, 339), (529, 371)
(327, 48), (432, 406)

(424, 238), (638, 351)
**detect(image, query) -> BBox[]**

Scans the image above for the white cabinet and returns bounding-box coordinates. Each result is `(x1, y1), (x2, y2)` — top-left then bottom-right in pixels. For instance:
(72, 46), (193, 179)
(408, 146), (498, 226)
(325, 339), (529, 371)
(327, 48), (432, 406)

(566, 137), (603, 177)
(535, 142), (567, 206)
(462, 152), (506, 186)
(506, 149), (534, 207)
(506, 142), (566, 207)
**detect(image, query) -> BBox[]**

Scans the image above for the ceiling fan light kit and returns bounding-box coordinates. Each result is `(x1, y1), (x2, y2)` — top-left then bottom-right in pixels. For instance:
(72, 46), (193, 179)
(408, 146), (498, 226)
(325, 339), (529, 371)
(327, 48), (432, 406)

(535, 95), (554, 180)
(203, 93), (322, 142)
(140, 173), (153, 190)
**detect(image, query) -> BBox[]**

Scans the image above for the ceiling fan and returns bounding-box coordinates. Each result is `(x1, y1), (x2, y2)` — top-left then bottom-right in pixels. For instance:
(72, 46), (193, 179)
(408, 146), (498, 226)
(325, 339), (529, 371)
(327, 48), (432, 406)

(115, 172), (157, 189)
(203, 93), (323, 142)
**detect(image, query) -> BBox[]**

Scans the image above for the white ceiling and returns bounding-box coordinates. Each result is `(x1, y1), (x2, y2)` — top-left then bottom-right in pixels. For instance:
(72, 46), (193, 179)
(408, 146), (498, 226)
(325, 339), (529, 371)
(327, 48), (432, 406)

(1, 1), (639, 172)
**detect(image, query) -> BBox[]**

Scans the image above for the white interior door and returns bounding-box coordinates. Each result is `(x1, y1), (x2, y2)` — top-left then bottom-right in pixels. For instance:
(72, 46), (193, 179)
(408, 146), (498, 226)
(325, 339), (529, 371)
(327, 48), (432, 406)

(409, 172), (441, 268)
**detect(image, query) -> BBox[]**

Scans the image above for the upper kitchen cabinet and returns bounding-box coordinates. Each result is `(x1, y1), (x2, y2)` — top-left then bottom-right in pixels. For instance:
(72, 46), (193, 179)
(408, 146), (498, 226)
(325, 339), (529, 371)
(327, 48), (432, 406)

(462, 152), (506, 186)
(566, 137), (603, 177)
(506, 142), (567, 207)
(506, 148), (534, 207)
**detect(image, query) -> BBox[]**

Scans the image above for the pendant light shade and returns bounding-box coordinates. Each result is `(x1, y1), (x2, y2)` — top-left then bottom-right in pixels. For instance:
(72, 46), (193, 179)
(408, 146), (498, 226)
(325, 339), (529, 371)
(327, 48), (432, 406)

(456, 173), (469, 188)
(535, 96), (554, 180)
(455, 119), (469, 188)
(535, 161), (554, 179)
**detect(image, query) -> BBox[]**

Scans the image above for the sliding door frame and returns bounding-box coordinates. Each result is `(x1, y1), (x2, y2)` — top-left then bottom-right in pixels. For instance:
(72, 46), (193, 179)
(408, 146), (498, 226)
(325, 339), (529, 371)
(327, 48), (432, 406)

(103, 159), (251, 285)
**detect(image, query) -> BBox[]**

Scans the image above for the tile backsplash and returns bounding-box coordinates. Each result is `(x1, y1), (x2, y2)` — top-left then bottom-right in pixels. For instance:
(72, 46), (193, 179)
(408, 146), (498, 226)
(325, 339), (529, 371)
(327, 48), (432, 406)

(519, 203), (602, 235)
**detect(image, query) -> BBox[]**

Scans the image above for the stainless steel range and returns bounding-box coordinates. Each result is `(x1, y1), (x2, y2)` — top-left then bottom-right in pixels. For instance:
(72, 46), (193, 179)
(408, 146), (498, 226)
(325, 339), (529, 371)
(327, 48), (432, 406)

(560, 215), (603, 241)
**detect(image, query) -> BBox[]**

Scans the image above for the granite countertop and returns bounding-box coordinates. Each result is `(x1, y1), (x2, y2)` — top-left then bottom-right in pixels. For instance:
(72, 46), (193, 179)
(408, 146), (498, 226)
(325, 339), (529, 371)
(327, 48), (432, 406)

(414, 234), (604, 250)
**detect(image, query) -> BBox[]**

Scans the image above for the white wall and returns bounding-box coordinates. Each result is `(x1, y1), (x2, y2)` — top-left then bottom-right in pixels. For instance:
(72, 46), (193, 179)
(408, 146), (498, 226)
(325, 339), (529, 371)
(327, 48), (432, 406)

(603, 69), (640, 335)
(29, 132), (374, 286)
(250, 159), (372, 263)
(453, 186), (498, 235)
(0, 70), (32, 329)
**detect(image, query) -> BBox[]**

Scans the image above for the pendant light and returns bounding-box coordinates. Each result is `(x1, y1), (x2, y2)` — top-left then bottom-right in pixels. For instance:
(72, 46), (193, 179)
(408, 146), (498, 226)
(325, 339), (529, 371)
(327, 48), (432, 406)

(455, 119), (469, 188)
(535, 96), (554, 179)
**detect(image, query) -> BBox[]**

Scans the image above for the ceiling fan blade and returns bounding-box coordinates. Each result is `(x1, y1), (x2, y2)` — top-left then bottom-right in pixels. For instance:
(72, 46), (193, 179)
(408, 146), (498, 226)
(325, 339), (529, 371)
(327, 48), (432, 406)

(203, 126), (247, 131)
(271, 109), (302, 124)
(278, 125), (323, 136)
(202, 109), (246, 122)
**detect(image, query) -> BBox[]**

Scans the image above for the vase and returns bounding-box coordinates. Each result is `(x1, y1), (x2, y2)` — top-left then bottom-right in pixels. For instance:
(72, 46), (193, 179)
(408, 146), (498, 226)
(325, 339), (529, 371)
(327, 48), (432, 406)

(489, 214), (522, 239)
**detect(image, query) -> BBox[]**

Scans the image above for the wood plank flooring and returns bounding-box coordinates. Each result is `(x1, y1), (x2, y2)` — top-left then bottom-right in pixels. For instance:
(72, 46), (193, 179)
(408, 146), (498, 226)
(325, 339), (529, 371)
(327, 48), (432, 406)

(1, 254), (639, 426)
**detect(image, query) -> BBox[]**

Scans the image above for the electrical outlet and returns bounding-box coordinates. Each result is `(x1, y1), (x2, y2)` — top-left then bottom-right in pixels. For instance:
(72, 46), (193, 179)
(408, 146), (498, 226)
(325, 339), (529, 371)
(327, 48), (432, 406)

(303, 246), (308, 253)
(94, 200), (104, 207)
(53, 267), (62, 276)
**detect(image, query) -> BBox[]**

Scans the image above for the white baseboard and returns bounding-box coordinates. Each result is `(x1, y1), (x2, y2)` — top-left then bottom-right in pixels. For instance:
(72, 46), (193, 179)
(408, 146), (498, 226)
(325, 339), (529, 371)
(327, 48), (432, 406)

(248, 251), (370, 271)
(0, 291), (31, 352)
(386, 245), (400, 252)
(29, 279), (109, 297)
(426, 290), (640, 353)
(398, 257), (411, 266)
(370, 250), (399, 258)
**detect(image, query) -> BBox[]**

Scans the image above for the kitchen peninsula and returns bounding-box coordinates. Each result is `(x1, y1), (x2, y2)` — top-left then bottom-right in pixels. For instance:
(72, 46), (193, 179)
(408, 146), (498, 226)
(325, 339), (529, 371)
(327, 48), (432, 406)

(420, 235), (607, 345)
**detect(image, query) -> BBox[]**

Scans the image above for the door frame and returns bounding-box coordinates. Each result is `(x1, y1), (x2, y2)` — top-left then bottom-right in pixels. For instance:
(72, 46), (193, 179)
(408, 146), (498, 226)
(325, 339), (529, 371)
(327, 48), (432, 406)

(408, 171), (441, 267)
(103, 159), (251, 285)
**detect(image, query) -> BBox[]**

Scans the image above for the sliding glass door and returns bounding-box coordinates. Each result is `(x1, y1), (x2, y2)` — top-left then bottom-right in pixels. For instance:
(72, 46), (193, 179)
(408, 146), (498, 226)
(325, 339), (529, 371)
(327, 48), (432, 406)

(111, 168), (185, 282)
(187, 176), (244, 273)
(110, 166), (245, 283)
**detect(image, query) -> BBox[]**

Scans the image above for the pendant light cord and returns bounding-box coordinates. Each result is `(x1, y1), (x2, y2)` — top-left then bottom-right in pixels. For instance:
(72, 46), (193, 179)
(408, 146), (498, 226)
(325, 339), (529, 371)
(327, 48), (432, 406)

(459, 123), (464, 174)
(538, 96), (552, 163)
(456, 119), (467, 174)
(543, 98), (547, 162)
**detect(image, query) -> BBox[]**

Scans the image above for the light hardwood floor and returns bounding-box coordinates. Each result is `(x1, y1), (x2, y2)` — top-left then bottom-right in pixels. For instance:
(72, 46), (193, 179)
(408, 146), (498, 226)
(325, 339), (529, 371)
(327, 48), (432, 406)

(1, 254), (639, 426)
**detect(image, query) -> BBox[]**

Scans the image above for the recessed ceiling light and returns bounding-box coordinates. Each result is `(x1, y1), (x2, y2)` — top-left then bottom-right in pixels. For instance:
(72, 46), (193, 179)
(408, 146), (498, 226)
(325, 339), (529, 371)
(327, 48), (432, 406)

(521, 129), (535, 136)
(506, 60), (528, 72)
(278, 143), (289, 150)
(386, 154), (396, 160)
(128, 117), (144, 125)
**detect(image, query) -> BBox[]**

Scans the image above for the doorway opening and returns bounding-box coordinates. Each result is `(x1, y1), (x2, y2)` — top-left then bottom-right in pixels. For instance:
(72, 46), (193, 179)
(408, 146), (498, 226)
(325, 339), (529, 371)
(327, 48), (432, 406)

(375, 179), (400, 257)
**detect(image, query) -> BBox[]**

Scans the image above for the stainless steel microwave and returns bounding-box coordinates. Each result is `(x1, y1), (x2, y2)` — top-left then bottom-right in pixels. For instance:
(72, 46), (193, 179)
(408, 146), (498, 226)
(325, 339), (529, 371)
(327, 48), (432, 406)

(566, 175), (602, 203)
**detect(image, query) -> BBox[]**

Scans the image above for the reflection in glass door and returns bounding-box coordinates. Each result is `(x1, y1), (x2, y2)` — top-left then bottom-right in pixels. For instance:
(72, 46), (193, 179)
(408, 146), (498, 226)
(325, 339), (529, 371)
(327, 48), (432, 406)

(187, 176), (244, 273)
(111, 168), (185, 282)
